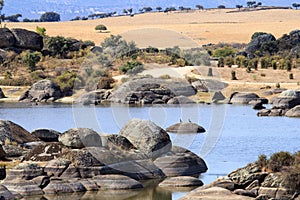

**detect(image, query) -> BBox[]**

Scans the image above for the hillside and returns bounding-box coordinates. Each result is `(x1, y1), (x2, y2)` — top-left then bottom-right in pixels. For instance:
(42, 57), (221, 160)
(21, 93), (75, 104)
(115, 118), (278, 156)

(5, 9), (300, 47)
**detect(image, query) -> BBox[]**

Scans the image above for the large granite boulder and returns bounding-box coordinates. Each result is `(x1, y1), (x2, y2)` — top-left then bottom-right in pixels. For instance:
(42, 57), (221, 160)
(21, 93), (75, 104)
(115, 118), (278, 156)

(245, 33), (276, 55)
(229, 92), (260, 104)
(10, 28), (43, 51)
(285, 105), (300, 117)
(92, 174), (143, 190)
(166, 122), (206, 133)
(180, 186), (254, 200)
(0, 28), (15, 48)
(167, 96), (195, 104)
(0, 120), (39, 144)
(4, 163), (44, 181)
(58, 128), (102, 149)
(110, 77), (196, 104)
(120, 119), (172, 159)
(0, 185), (16, 199)
(159, 176), (203, 187)
(31, 129), (61, 142)
(77, 90), (111, 105)
(271, 90), (300, 109)
(19, 79), (63, 102)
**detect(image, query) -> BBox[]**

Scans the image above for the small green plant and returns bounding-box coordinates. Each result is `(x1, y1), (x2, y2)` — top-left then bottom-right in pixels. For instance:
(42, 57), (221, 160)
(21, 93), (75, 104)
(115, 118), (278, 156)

(159, 74), (171, 79)
(95, 24), (107, 32)
(276, 82), (281, 88)
(36, 26), (46, 37)
(289, 73), (294, 79)
(23, 52), (41, 71)
(256, 154), (268, 169)
(231, 70), (237, 80)
(260, 73), (266, 77)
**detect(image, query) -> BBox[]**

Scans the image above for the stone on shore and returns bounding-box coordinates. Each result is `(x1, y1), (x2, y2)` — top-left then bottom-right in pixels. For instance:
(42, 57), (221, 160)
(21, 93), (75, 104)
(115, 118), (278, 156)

(270, 90), (300, 109)
(159, 176), (203, 187)
(0, 88), (6, 99)
(0, 120), (39, 144)
(120, 119), (172, 159)
(19, 79), (63, 102)
(166, 122), (206, 133)
(58, 128), (102, 149)
(180, 187), (255, 200)
(285, 105), (300, 117)
(92, 174), (143, 190)
(31, 129), (61, 142)
(229, 92), (260, 104)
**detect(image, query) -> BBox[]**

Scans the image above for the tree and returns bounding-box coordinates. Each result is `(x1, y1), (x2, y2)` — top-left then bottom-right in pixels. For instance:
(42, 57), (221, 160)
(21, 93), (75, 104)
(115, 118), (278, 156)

(123, 9), (128, 15)
(247, 1), (257, 8)
(23, 52), (41, 71)
(95, 24), (107, 32)
(0, 0), (4, 27)
(218, 5), (226, 9)
(196, 5), (204, 10)
(127, 8), (133, 14)
(5, 14), (22, 22)
(236, 5), (243, 10)
(156, 6), (162, 12)
(40, 12), (60, 22)
(143, 7), (153, 12)
(292, 3), (300, 9)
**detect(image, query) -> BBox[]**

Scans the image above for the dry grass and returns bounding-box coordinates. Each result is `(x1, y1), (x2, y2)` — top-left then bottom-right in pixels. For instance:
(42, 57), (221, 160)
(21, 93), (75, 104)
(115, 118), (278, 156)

(5, 9), (300, 48)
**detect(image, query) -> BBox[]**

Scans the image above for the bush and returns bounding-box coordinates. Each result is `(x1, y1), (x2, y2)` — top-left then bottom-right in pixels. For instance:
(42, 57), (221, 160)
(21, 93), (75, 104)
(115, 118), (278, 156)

(55, 70), (83, 96)
(23, 52), (41, 71)
(46, 36), (74, 58)
(36, 26), (46, 37)
(289, 73), (294, 79)
(268, 151), (294, 172)
(213, 46), (236, 58)
(97, 76), (114, 89)
(95, 24), (107, 32)
(256, 154), (268, 169)
(119, 61), (143, 74)
(231, 70), (237, 80)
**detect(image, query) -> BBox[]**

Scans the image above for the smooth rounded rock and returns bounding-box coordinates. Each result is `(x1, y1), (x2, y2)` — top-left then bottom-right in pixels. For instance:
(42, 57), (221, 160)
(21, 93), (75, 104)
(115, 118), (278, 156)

(92, 174), (143, 190)
(159, 176), (203, 187)
(166, 122), (205, 133)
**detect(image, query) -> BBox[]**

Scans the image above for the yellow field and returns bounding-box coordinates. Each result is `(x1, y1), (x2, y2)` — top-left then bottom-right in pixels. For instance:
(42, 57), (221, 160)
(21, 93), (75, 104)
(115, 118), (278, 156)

(5, 9), (300, 48)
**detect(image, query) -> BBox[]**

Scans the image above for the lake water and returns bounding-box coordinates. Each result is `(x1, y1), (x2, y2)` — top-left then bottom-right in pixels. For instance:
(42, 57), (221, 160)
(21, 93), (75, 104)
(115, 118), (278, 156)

(0, 102), (299, 200)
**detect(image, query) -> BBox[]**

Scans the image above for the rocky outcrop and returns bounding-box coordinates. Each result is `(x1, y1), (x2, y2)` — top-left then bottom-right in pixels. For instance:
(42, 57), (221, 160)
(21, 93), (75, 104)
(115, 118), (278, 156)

(19, 79), (63, 102)
(245, 33), (276, 55)
(167, 96), (195, 104)
(10, 28), (43, 51)
(110, 77), (196, 104)
(23, 142), (64, 162)
(270, 90), (300, 109)
(92, 174), (143, 190)
(159, 176), (203, 187)
(0, 120), (39, 144)
(229, 92), (260, 104)
(285, 105), (300, 117)
(31, 129), (61, 142)
(212, 91), (226, 103)
(77, 89), (111, 105)
(0, 28), (16, 48)
(166, 122), (206, 133)
(120, 119), (171, 159)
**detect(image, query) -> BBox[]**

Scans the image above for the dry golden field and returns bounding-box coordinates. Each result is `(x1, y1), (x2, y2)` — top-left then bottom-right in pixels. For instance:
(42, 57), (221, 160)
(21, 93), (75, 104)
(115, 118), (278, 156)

(5, 9), (300, 48)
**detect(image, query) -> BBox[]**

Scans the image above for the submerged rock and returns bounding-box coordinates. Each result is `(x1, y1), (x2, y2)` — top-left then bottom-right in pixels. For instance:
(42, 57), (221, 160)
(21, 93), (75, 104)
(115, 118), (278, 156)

(166, 122), (206, 133)
(92, 174), (143, 190)
(159, 176), (203, 187)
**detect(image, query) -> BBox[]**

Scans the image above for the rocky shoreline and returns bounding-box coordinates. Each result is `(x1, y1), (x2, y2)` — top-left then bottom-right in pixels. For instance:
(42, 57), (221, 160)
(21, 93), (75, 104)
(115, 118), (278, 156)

(0, 119), (208, 199)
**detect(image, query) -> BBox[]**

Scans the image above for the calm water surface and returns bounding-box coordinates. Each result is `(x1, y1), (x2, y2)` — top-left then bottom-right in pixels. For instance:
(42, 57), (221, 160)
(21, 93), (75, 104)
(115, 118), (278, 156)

(0, 102), (299, 200)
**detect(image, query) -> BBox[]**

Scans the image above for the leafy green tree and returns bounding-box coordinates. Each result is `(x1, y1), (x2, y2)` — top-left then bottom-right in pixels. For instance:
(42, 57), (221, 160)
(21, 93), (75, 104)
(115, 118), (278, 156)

(292, 3), (300, 9)
(143, 7), (153, 12)
(156, 6), (162, 12)
(23, 52), (41, 71)
(247, 1), (256, 7)
(4, 14), (22, 22)
(218, 5), (226, 9)
(196, 5), (204, 10)
(40, 12), (60, 22)
(127, 8), (133, 14)
(95, 24), (107, 32)
(236, 5), (243, 10)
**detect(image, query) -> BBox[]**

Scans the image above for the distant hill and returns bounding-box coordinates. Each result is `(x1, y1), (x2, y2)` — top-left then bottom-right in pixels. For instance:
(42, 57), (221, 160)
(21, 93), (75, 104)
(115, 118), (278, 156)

(2, 0), (296, 21)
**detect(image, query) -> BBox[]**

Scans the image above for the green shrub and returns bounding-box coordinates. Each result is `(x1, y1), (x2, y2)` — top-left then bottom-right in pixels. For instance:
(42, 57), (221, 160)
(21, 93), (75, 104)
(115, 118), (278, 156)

(289, 73), (294, 79)
(23, 52), (41, 71)
(251, 32), (268, 40)
(46, 36), (74, 58)
(231, 70), (237, 80)
(268, 151), (294, 172)
(119, 61), (143, 74)
(55, 70), (82, 96)
(213, 46), (236, 58)
(256, 154), (268, 169)
(95, 24), (107, 32)
(97, 76), (114, 89)
(36, 26), (46, 36)
(159, 74), (171, 79)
